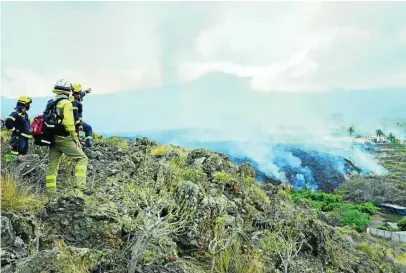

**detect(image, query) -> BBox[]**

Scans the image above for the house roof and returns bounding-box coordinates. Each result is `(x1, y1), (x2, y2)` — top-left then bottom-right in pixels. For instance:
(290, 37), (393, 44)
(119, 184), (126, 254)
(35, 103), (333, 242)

(385, 222), (399, 229)
(379, 203), (406, 210)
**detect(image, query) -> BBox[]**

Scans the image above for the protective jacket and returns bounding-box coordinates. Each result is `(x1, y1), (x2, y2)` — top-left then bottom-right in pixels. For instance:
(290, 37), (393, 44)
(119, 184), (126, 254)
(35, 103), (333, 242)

(5, 106), (31, 139)
(71, 91), (87, 126)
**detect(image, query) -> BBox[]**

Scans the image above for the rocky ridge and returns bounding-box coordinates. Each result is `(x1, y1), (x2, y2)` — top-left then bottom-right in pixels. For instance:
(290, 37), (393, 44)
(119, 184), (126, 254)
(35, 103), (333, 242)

(0, 134), (402, 273)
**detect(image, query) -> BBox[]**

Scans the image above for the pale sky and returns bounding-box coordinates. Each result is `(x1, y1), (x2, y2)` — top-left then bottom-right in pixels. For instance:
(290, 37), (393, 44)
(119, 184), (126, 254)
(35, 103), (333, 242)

(1, 1), (406, 98)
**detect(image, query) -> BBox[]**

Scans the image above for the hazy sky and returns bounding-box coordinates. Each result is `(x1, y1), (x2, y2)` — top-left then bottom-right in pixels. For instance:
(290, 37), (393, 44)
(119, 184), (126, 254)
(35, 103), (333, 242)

(2, 1), (406, 98)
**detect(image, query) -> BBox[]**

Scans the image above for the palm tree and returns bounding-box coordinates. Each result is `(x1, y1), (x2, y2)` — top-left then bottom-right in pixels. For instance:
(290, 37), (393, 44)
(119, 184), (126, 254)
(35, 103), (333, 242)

(388, 133), (400, 144)
(388, 133), (395, 143)
(376, 129), (385, 142)
(347, 126), (355, 136)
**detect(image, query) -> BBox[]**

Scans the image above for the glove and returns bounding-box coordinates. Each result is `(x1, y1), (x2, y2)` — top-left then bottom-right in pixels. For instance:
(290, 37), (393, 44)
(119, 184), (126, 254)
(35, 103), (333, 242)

(85, 88), (92, 94)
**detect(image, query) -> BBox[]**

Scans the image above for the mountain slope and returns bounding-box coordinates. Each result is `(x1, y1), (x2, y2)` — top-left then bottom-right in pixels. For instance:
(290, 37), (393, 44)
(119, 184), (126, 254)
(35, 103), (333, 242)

(1, 133), (403, 273)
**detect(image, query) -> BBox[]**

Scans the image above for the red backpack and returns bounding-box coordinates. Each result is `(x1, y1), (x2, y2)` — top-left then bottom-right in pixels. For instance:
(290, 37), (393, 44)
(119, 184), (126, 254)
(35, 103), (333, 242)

(30, 115), (44, 136)
(29, 97), (68, 146)
(30, 115), (53, 146)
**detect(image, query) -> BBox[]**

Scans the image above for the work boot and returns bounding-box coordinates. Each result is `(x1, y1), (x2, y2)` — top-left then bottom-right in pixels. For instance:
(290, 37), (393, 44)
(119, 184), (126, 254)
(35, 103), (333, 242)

(73, 184), (95, 196)
(85, 138), (93, 148)
(82, 189), (95, 196)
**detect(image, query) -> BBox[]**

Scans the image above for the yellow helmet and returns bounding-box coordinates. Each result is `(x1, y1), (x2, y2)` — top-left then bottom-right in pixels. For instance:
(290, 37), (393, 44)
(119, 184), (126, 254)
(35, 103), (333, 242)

(17, 95), (32, 105)
(72, 83), (83, 93)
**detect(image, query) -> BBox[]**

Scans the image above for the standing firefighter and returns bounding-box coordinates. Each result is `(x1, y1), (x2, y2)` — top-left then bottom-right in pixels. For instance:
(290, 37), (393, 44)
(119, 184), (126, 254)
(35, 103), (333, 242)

(5, 95), (33, 157)
(45, 79), (94, 195)
(71, 83), (93, 148)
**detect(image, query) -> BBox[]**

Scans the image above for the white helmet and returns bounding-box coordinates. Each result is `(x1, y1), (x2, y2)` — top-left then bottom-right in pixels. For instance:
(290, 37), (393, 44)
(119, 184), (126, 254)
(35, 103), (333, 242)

(53, 79), (73, 94)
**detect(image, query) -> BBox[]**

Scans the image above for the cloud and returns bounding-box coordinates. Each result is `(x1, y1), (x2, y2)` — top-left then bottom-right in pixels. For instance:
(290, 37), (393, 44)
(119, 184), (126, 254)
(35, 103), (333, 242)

(177, 51), (321, 92)
(2, 2), (406, 98)
(400, 28), (406, 44)
(177, 2), (406, 92)
(1, 2), (165, 98)
(1, 66), (162, 98)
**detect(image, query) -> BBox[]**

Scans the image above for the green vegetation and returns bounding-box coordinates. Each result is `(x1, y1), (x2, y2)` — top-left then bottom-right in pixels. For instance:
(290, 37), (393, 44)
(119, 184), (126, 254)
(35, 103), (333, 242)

(237, 173), (255, 189)
(340, 210), (370, 231)
(54, 246), (99, 273)
(213, 171), (232, 183)
(253, 186), (269, 202)
(1, 174), (45, 213)
(397, 251), (406, 267)
(1, 128), (404, 273)
(387, 133), (400, 144)
(397, 218), (406, 231)
(290, 190), (379, 214)
(347, 126), (355, 136)
(376, 225), (388, 231)
(213, 243), (265, 273)
(14, 245), (102, 273)
(376, 129), (385, 138)
(150, 145), (172, 156)
(290, 190), (379, 231)
(149, 144), (188, 158)
(180, 168), (208, 184)
(1, 129), (12, 161)
(168, 158), (207, 185)
(356, 242), (374, 257)
(93, 134), (129, 149)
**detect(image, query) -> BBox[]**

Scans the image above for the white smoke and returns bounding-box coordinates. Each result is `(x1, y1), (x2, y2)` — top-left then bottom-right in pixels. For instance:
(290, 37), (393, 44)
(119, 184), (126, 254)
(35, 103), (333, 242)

(164, 123), (388, 189)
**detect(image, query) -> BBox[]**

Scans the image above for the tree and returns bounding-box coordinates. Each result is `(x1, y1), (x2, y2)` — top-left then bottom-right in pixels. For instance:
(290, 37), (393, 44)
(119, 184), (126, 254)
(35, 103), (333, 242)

(260, 222), (310, 273)
(340, 210), (369, 231)
(387, 133), (400, 144)
(397, 217), (406, 231)
(388, 133), (395, 143)
(375, 129), (385, 142)
(347, 127), (355, 136)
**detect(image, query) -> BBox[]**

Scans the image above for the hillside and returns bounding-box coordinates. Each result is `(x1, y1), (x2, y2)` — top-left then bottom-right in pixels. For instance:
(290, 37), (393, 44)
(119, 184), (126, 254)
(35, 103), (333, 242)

(110, 134), (386, 192)
(340, 144), (406, 207)
(1, 132), (405, 273)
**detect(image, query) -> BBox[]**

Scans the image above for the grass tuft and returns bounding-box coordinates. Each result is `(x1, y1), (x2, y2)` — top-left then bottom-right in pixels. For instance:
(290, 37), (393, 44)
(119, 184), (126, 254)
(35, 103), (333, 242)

(1, 174), (45, 213)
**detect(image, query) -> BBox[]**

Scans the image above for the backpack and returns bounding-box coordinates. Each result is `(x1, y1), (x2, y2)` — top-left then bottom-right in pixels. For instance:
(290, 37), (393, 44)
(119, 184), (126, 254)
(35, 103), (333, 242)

(30, 97), (68, 146)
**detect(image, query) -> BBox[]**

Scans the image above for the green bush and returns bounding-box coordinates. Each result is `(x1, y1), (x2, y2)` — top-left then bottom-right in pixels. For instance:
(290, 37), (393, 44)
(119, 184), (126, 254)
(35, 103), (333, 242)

(290, 190), (379, 214)
(213, 171), (232, 183)
(376, 225), (388, 231)
(253, 186), (269, 202)
(96, 135), (129, 150)
(356, 242), (374, 257)
(181, 168), (207, 184)
(289, 190), (380, 232)
(355, 202), (380, 214)
(340, 210), (369, 231)
(397, 217), (406, 231)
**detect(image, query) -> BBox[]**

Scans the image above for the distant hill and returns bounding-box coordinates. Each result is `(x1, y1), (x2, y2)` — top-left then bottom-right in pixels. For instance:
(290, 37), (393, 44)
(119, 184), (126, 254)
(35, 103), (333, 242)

(2, 73), (406, 133)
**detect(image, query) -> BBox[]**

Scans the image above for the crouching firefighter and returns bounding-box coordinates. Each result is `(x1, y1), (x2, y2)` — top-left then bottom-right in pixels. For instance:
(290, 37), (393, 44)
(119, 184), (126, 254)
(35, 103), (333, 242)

(71, 83), (93, 148)
(44, 79), (94, 195)
(5, 95), (33, 157)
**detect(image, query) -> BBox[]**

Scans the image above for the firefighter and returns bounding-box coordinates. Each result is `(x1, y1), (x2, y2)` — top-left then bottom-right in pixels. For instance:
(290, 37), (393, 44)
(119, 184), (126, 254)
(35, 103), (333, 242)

(44, 79), (94, 195)
(5, 95), (32, 157)
(71, 83), (93, 148)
